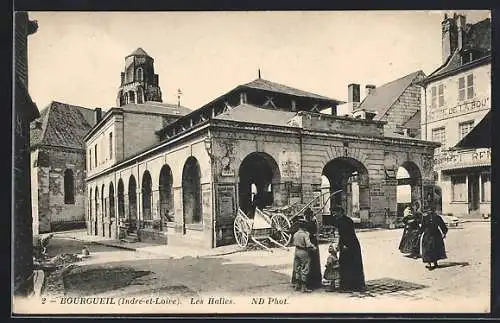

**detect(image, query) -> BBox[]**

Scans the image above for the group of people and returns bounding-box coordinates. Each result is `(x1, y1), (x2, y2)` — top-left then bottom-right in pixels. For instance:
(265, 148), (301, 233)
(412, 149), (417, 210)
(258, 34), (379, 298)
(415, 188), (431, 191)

(291, 201), (450, 294)
(291, 206), (365, 293)
(398, 201), (449, 270)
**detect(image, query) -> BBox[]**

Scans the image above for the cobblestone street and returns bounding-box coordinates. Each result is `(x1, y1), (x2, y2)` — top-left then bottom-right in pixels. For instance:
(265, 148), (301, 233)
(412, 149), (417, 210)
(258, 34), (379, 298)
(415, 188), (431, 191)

(20, 221), (490, 314)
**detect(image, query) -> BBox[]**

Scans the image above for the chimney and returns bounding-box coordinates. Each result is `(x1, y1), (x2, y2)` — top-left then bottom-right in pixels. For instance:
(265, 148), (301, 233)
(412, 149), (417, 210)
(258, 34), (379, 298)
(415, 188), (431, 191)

(347, 83), (360, 114)
(94, 108), (102, 124)
(365, 84), (376, 97)
(442, 13), (458, 63)
(331, 104), (337, 116)
(456, 14), (466, 51)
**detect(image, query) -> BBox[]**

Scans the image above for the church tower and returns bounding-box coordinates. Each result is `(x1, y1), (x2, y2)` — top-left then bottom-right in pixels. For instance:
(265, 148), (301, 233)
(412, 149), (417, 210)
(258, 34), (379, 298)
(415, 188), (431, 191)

(116, 48), (163, 106)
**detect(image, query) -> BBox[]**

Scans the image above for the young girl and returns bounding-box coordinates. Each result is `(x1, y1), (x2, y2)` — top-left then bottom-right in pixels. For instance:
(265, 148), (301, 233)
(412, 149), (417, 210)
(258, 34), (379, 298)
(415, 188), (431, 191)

(323, 242), (340, 292)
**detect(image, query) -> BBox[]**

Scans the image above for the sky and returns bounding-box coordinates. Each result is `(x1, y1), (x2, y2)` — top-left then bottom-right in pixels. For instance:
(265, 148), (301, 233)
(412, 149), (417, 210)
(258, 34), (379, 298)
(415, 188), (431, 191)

(27, 10), (490, 114)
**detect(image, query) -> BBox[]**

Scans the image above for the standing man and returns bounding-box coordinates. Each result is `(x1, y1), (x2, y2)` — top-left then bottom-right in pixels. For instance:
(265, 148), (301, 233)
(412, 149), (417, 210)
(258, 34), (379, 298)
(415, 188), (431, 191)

(292, 219), (317, 293)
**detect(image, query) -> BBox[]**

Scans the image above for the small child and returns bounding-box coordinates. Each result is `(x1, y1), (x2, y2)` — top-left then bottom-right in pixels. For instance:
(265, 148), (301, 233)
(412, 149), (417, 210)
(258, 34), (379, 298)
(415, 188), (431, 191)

(323, 243), (340, 292)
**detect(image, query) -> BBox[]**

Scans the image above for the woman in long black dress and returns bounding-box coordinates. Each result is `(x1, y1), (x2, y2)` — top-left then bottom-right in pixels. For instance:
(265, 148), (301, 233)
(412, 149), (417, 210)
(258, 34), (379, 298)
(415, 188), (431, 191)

(420, 206), (448, 270)
(334, 206), (366, 291)
(303, 207), (322, 290)
(398, 201), (422, 258)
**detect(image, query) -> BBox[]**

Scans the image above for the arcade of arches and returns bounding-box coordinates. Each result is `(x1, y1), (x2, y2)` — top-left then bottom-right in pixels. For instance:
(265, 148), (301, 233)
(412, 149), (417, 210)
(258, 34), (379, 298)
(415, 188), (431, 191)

(87, 145), (435, 247)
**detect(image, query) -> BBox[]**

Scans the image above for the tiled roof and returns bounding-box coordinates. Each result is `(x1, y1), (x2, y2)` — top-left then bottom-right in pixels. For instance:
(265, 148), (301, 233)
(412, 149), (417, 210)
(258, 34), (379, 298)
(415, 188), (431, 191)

(214, 103), (298, 127)
(356, 70), (424, 120)
(453, 110), (490, 149)
(241, 78), (344, 104)
(427, 18), (491, 80)
(402, 110), (421, 130)
(121, 101), (192, 116)
(127, 47), (151, 58)
(30, 101), (97, 150)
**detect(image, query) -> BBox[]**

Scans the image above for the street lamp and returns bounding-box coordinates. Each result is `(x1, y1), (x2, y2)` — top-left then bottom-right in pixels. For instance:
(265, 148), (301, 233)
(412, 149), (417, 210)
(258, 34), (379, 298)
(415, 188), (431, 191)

(204, 136), (213, 158)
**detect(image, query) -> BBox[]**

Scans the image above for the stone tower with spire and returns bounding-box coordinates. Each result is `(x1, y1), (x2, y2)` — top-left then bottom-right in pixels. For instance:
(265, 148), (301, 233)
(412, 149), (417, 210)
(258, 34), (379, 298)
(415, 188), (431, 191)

(116, 48), (163, 107)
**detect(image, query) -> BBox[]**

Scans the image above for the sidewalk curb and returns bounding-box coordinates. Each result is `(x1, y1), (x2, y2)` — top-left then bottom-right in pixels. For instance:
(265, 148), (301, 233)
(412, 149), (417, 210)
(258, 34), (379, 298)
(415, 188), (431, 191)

(60, 234), (246, 258)
(60, 235), (139, 251)
(460, 219), (491, 223)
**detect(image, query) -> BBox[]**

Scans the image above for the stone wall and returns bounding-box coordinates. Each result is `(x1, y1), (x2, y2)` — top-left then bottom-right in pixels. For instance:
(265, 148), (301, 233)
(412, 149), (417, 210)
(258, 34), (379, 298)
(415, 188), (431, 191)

(86, 130), (213, 247)
(34, 147), (87, 233)
(379, 84), (422, 136)
(291, 112), (385, 137)
(123, 112), (165, 159)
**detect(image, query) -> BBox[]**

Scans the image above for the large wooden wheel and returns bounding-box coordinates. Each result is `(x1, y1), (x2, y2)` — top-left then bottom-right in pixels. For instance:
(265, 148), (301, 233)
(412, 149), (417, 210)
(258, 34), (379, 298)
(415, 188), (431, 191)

(234, 214), (251, 247)
(271, 213), (292, 246)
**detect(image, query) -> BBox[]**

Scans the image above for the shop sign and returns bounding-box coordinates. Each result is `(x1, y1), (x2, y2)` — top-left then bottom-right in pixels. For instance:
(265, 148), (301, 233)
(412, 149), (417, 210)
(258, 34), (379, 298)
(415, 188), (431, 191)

(434, 148), (490, 170)
(427, 97), (489, 122)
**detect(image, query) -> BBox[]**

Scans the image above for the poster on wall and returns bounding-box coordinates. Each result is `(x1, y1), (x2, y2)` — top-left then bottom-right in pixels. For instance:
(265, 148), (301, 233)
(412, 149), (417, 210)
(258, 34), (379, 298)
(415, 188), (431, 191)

(423, 185), (435, 212)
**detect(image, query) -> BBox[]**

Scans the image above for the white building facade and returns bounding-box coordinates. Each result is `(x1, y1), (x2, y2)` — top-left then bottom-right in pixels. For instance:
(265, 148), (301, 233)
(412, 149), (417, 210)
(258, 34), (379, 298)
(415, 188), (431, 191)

(420, 13), (491, 218)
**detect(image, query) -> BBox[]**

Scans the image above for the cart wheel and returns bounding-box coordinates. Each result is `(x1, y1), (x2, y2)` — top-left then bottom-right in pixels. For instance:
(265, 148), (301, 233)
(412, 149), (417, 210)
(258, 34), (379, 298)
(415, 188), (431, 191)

(271, 213), (292, 246)
(234, 215), (251, 247)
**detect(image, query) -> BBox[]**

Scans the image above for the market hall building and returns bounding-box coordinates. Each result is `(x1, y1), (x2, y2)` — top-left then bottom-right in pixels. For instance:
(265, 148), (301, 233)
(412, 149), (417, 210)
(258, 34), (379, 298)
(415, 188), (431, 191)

(85, 48), (439, 249)
(419, 13), (491, 218)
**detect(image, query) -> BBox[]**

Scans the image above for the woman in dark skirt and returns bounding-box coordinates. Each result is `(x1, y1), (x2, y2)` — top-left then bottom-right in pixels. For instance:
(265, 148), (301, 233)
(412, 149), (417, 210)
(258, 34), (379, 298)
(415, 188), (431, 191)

(420, 206), (448, 270)
(398, 201), (422, 258)
(334, 206), (366, 291)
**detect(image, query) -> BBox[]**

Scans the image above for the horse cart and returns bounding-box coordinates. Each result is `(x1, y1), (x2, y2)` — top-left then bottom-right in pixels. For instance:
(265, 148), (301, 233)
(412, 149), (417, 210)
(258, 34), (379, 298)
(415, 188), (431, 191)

(233, 189), (342, 251)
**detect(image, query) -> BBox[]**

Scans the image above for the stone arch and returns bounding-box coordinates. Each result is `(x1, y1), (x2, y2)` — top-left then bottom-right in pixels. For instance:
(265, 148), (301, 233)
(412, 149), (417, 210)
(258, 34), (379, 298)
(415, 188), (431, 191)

(159, 164), (174, 227)
(322, 157), (370, 220)
(109, 181), (115, 219)
(238, 152), (281, 214)
(182, 156), (202, 230)
(136, 67), (144, 82)
(89, 187), (93, 233)
(128, 175), (138, 231)
(136, 86), (144, 104)
(117, 178), (125, 219)
(323, 144), (370, 169)
(142, 170), (153, 221)
(128, 91), (136, 104)
(396, 160), (423, 214)
(101, 184), (106, 237)
(94, 186), (99, 236)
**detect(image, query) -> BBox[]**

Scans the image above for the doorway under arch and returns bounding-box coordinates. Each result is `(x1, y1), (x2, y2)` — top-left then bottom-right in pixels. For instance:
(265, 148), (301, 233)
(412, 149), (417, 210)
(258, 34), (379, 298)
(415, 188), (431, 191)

(89, 187), (93, 234)
(117, 179), (124, 220)
(396, 161), (422, 216)
(109, 182), (115, 238)
(238, 152), (281, 215)
(94, 187), (99, 236)
(101, 184), (106, 237)
(159, 165), (174, 230)
(182, 157), (202, 232)
(128, 175), (137, 232)
(322, 157), (370, 221)
(142, 170), (152, 223)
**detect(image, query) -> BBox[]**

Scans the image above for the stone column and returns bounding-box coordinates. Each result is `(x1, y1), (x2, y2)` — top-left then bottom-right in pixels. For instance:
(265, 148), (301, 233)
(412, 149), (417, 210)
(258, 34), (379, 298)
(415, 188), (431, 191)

(137, 190), (142, 230)
(383, 178), (398, 228)
(87, 198), (92, 235)
(152, 189), (160, 220)
(173, 186), (184, 234)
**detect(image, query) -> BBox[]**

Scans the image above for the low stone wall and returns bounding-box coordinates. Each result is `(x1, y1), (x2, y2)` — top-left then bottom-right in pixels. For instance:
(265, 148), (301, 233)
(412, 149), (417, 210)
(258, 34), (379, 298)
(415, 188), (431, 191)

(138, 229), (168, 244)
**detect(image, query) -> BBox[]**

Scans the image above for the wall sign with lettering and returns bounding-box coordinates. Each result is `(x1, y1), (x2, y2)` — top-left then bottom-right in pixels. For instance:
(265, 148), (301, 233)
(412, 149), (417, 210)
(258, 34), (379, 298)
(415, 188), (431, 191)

(427, 97), (489, 122)
(434, 148), (490, 170)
